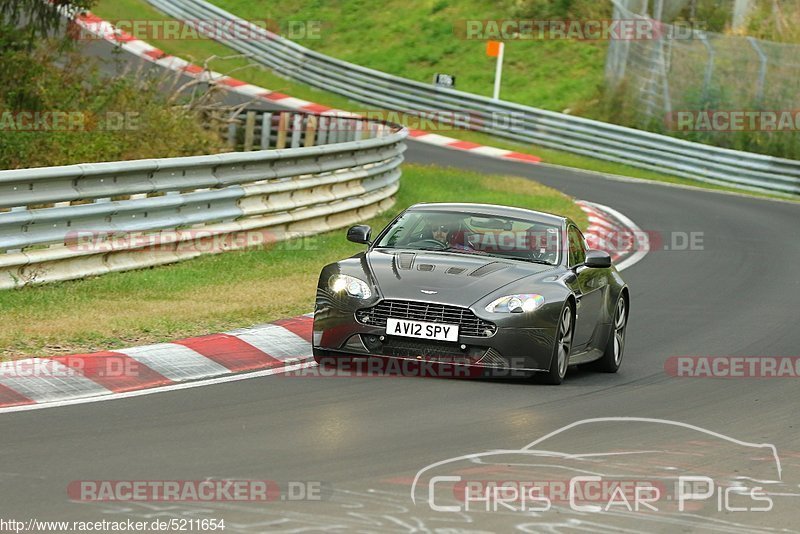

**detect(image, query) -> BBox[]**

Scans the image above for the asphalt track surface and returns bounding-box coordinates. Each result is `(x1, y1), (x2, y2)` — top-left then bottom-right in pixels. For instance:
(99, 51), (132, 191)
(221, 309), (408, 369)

(2, 40), (800, 533)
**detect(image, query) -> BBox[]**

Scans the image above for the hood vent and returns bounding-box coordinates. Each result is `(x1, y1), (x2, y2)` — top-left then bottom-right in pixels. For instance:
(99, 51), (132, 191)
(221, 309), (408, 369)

(395, 252), (415, 270)
(446, 267), (466, 275)
(417, 264), (435, 272)
(469, 262), (510, 278)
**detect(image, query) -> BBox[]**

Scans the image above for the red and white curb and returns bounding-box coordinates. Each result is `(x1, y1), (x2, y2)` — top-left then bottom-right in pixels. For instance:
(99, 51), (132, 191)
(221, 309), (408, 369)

(0, 315), (315, 412)
(578, 200), (649, 272)
(73, 12), (542, 165)
(0, 203), (647, 413)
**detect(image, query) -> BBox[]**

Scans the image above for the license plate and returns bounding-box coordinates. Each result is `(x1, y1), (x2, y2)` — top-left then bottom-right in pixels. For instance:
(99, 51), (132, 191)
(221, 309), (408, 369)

(386, 318), (459, 342)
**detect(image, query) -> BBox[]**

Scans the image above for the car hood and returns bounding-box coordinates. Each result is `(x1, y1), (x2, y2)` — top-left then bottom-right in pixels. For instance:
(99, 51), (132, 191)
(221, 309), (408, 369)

(366, 249), (554, 306)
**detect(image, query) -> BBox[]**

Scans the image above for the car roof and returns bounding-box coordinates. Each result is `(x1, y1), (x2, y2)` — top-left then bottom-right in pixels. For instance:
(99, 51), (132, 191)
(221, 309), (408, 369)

(407, 203), (569, 226)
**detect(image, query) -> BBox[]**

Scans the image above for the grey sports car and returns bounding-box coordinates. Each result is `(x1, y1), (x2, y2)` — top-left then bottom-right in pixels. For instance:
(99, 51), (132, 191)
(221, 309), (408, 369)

(312, 203), (629, 384)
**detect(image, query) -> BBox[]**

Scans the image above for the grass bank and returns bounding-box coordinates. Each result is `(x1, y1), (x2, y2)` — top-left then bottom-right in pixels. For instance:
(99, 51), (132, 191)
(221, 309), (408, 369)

(0, 164), (587, 360)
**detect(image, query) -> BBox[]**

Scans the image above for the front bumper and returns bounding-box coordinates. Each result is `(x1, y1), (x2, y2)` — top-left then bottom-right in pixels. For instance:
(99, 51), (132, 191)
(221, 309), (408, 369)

(313, 297), (557, 372)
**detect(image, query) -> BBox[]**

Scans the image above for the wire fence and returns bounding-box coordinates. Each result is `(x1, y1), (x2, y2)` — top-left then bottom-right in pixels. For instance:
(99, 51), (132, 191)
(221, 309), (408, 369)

(606, 0), (800, 157)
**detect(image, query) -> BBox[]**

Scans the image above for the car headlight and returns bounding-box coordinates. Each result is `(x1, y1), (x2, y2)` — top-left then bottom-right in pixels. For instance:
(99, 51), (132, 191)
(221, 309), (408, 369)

(328, 274), (372, 299)
(485, 294), (545, 313)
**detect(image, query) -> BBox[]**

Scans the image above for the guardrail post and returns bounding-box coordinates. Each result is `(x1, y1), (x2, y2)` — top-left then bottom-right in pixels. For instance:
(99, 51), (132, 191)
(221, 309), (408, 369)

(304, 115), (318, 147)
(317, 116), (328, 145)
(328, 117), (339, 144)
(291, 114), (303, 148)
(276, 112), (288, 149)
(227, 121), (238, 149)
(260, 112), (272, 149)
(244, 111), (256, 151)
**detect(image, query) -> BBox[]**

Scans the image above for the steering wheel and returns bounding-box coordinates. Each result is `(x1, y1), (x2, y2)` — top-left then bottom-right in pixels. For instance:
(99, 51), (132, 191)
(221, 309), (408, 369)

(409, 238), (448, 249)
(531, 248), (558, 263)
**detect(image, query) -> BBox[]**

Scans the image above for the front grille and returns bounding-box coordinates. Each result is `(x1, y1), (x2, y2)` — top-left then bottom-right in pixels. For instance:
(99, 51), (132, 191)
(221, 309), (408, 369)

(356, 299), (497, 337)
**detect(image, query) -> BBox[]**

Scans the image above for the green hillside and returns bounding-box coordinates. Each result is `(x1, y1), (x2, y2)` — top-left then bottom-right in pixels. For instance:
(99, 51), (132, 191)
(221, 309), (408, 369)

(97, 0), (610, 114)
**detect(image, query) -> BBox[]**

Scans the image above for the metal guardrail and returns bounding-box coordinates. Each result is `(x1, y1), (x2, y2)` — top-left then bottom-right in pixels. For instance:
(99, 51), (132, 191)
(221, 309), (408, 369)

(217, 109), (373, 151)
(0, 116), (406, 289)
(146, 0), (800, 196)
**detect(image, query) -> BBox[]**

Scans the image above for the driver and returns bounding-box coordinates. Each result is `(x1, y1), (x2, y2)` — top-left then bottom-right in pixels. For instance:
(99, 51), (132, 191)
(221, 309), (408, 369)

(415, 218), (473, 251)
(431, 223), (450, 244)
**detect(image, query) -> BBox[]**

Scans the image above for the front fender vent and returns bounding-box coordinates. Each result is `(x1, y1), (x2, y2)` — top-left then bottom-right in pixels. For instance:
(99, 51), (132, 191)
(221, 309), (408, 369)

(396, 252), (415, 270)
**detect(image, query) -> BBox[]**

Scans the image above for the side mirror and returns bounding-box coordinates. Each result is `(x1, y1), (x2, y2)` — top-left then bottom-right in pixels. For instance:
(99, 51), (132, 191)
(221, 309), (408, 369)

(585, 249), (612, 269)
(347, 225), (372, 245)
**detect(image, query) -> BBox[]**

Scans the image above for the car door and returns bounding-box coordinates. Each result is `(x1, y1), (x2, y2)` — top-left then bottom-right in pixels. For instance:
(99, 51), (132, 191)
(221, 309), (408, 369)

(568, 225), (605, 349)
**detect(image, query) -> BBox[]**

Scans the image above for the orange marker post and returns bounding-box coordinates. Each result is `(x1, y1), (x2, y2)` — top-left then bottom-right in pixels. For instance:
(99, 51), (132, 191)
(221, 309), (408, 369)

(486, 41), (505, 100)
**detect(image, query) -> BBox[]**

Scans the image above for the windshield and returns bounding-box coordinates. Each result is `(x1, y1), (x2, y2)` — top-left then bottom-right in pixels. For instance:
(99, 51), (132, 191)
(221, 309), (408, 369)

(374, 210), (562, 265)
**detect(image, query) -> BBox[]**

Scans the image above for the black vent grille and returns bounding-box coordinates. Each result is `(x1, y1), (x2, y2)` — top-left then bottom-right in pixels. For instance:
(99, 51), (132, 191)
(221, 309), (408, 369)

(380, 338), (480, 363)
(356, 300), (497, 337)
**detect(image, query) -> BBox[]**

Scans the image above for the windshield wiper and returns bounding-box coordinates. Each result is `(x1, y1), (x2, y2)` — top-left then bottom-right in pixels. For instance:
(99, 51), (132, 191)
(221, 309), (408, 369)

(409, 246), (489, 255)
(498, 256), (554, 266)
(442, 247), (490, 256)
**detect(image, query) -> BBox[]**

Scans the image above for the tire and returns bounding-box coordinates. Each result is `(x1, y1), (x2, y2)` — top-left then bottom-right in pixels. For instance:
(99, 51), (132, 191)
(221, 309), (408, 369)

(313, 347), (330, 366)
(540, 303), (574, 385)
(595, 293), (628, 373)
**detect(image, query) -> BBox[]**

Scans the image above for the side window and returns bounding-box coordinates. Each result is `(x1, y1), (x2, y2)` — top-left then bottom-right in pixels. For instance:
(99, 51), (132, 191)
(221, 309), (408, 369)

(568, 226), (587, 267)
